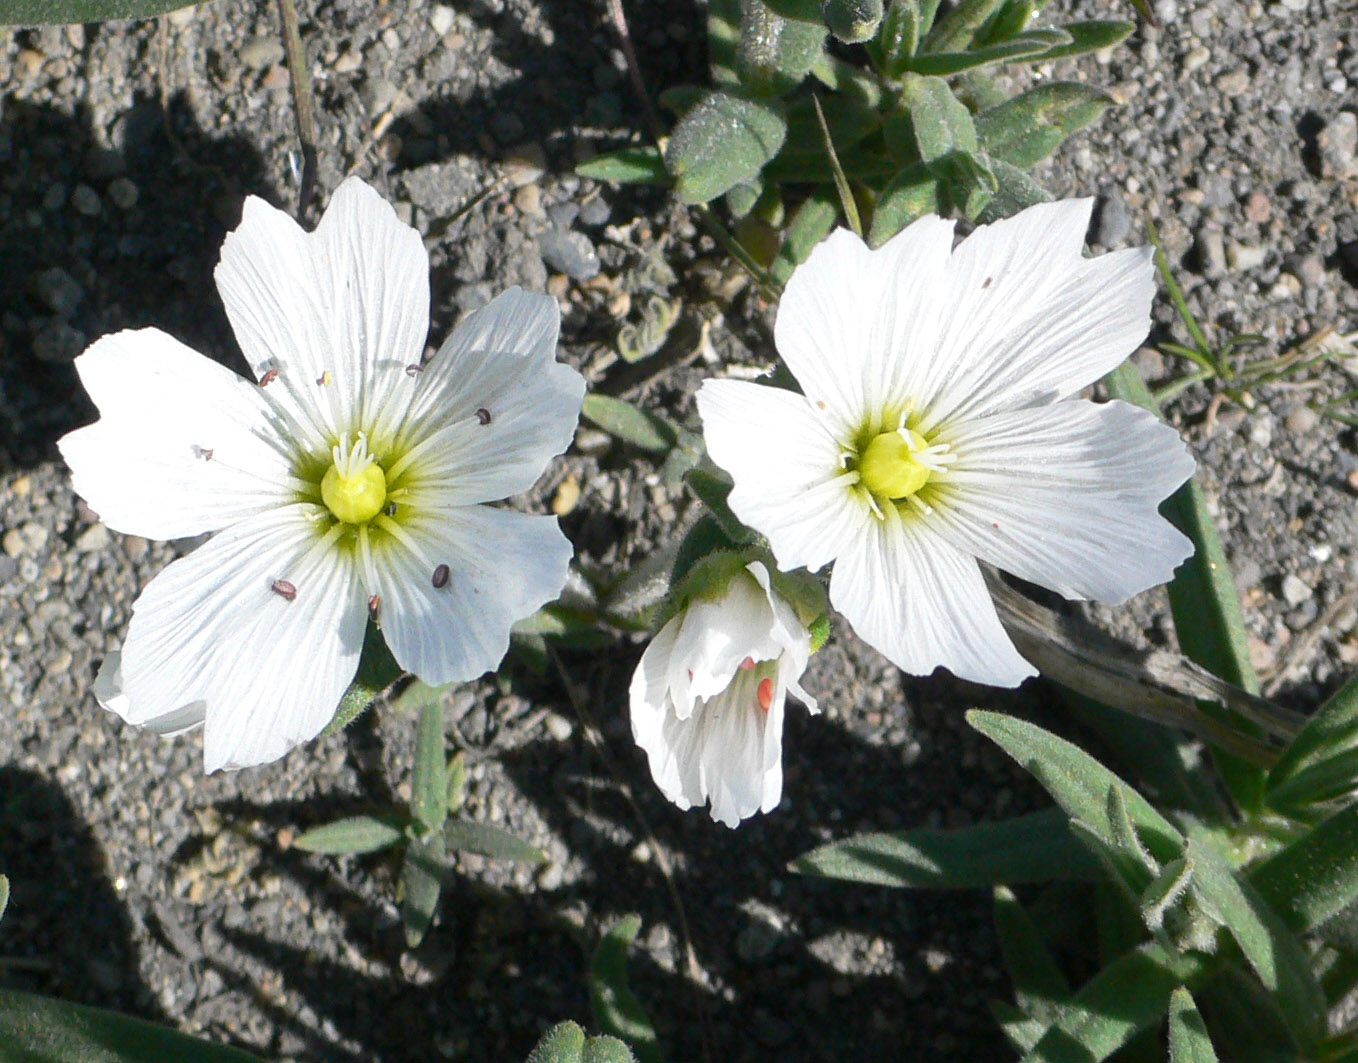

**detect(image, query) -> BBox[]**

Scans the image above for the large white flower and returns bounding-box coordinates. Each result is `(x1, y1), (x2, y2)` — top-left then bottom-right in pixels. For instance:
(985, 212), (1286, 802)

(697, 199), (1195, 688)
(59, 177), (584, 772)
(630, 561), (818, 828)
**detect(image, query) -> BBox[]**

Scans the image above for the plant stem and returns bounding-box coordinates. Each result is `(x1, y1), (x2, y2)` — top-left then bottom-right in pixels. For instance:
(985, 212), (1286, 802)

(277, 0), (319, 222)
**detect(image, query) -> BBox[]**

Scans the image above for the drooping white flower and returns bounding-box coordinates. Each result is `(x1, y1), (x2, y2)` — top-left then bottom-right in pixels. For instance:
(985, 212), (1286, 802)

(60, 177), (584, 772)
(630, 561), (818, 828)
(697, 199), (1195, 688)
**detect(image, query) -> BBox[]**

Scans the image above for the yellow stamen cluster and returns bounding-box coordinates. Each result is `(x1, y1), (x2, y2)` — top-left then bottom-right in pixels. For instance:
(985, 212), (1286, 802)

(320, 432), (388, 525)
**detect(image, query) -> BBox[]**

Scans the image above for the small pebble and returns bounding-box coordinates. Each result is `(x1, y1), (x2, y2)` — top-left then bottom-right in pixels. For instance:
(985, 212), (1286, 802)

(1182, 46), (1211, 74)
(34, 266), (83, 317)
(1243, 191), (1271, 224)
(1281, 574), (1312, 607)
(1284, 406), (1319, 434)
(107, 177), (138, 209)
(543, 713), (574, 741)
(1227, 241), (1266, 271)
(240, 36), (285, 70)
(429, 4), (455, 35)
(71, 184), (101, 216)
(74, 523), (111, 553)
(1094, 187), (1131, 246)
(538, 229), (600, 281)
(502, 142), (546, 187)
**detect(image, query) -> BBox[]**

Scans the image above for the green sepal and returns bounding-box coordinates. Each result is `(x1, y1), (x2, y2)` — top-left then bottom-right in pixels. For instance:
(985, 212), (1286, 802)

(807, 612), (832, 652)
(665, 90), (788, 204)
(326, 621), (403, 735)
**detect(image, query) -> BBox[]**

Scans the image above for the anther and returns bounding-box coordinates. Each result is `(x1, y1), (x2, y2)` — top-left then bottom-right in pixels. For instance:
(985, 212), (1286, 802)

(368, 594), (382, 622)
(739, 657), (756, 671)
(476, 407), (492, 426)
(260, 368), (279, 387)
(431, 563), (450, 589)
(405, 363), (423, 377)
(317, 370), (332, 386)
(757, 678), (774, 712)
(271, 579), (297, 601)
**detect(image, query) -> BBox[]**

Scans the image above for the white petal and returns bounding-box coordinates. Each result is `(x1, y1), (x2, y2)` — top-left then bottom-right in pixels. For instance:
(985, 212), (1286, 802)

(215, 177), (430, 446)
(774, 219), (956, 434)
(382, 290), (582, 505)
(372, 504), (573, 684)
(668, 571), (786, 707)
(829, 508), (1035, 686)
(58, 329), (294, 540)
(920, 200), (1155, 430)
(112, 505), (368, 772)
(930, 398), (1195, 602)
(697, 379), (869, 574)
(629, 618), (683, 752)
(746, 561), (818, 713)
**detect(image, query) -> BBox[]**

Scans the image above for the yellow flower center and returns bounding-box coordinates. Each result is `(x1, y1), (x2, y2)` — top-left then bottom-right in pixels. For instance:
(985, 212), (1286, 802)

(858, 427), (936, 500)
(321, 432), (388, 525)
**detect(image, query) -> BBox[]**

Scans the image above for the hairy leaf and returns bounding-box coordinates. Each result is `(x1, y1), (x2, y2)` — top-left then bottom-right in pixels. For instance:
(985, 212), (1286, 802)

(666, 91), (788, 205)
(590, 916), (662, 1063)
(445, 821), (547, 863)
(576, 147), (670, 186)
(0, 0), (194, 23)
(293, 815), (406, 855)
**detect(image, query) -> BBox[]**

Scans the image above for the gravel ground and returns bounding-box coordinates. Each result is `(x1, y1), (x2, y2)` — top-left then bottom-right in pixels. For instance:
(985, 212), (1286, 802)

(0, 0), (1355, 1060)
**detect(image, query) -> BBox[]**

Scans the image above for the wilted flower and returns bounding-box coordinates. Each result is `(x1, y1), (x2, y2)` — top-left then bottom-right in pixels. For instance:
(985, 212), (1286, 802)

(697, 199), (1194, 687)
(630, 561), (818, 828)
(60, 178), (584, 771)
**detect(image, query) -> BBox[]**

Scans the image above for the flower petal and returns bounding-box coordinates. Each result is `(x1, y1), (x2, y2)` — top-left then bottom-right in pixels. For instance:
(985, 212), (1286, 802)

(215, 177), (430, 447)
(919, 199), (1155, 430)
(697, 379), (868, 574)
(629, 617), (683, 752)
(383, 290), (582, 505)
(747, 561), (818, 713)
(669, 570), (789, 708)
(774, 219), (956, 434)
(109, 504), (368, 772)
(372, 504), (573, 684)
(829, 507), (1035, 686)
(930, 398), (1195, 602)
(58, 329), (295, 540)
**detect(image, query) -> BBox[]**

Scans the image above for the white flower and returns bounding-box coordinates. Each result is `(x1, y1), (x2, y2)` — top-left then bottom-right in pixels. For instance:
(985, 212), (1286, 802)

(59, 177), (584, 772)
(696, 199), (1194, 688)
(630, 561), (818, 828)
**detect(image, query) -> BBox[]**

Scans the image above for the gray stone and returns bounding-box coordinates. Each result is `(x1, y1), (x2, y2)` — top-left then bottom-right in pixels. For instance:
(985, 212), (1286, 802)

(538, 229), (600, 281)
(240, 36), (285, 70)
(1193, 230), (1227, 278)
(1094, 187), (1130, 246)
(1318, 111), (1358, 179)
(32, 321), (86, 363)
(34, 266), (83, 317)
(71, 184), (101, 216)
(1281, 573), (1312, 606)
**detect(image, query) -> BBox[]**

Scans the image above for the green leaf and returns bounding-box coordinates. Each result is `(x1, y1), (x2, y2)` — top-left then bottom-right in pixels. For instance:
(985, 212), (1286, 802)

(974, 155), (1050, 222)
(1168, 988), (1217, 1063)
(0, 0), (195, 23)
(581, 394), (678, 453)
(0, 874), (8, 924)
(1269, 675), (1358, 808)
(1020, 943), (1203, 1063)
(824, 0), (884, 43)
(444, 820), (547, 863)
(810, 94), (863, 236)
(761, 0), (823, 22)
(1185, 826), (1326, 1051)
(975, 0), (1035, 46)
(412, 697), (449, 834)
(589, 916), (662, 1063)
(867, 164), (939, 247)
(326, 621), (403, 734)
(447, 751), (468, 814)
(293, 815), (407, 855)
(994, 886), (1071, 1021)
(0, 988), (266, 1062)
(967, 711), (1184, 867)
(581, 1038), (637, 1063)
(790, 807), (1101, 887)
(922, 0), (1002, 51)
(1034, 19), (1134, 61)
(975, 82), (1112, 169)
(780, 92), (882, 163)
(737, 0), (827, 96)
(934, 148), (996, 220)
(906, 31), (1069, 76)
(904, 74), (978, 162)
(684, 466), (758, 546)
(527, 1022), (586, 1063)
(666, 90), (787, 204)
(770, 190), (838, 284)
(877, 0), (920, 78)
(400, 834), (445, 948)
(576, 147), (670, 187)
(1251, 802), (1358, 934)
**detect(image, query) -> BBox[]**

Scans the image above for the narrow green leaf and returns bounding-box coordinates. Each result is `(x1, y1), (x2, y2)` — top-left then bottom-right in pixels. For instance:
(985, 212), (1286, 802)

(444, 820), (547, 863)
(1269, 674), (1358, 804)
(0, 874), (8, 924)
(684, 466), (758, 546)
(576, 147), (670, 187)
(790, 807), (1101, 887)
(293, 815), (407, 855)
(736, 0), (826, 96)
(780, 92), (882, 163)
(1194, 969), (1298, 1063)
(581, 394), (678, 453)
(763, 0), (822, 19)
(665, 91), (787, 204)
(589, 916), (662, 1063)
(975, 0), (1035, 45)
(994, 886), (1070, 1021)
(1185, 826), (1326, 1051)
(0, 0), (194, 23)
(1269, 749), (1358, 810)
(934, 148), (996, 220)
(447, 751), (468, 814)
(413, 698), (449, 834)
(922, 0), (1001, 51)
(877, 0), (921, 77)
(907, 31), (1068, 76)
(326, 622), (402, 734)
(810, 95), (862, 237)
(905, 74), (978, 161)
(867, 164), (938, 247)
(1034, 19), (1134, 61)
(770, 190), (838, 284)
(975, 155), (1050, 223)
(967, 711), (1184, 866)
(0, 988), (266, 1062)
(975, 82), (1111, 168)
(1020, 943), (1203, 1063)
(1169, 988), (1217, 1063)
(1250, 802), (1358, 934)
(993, 999), (1047, 1055)
(400, 834), (446, 948)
